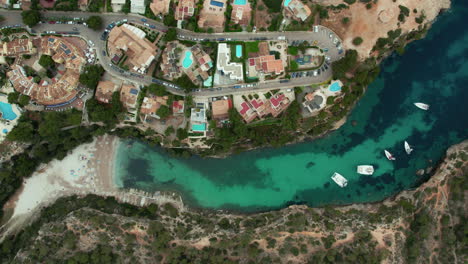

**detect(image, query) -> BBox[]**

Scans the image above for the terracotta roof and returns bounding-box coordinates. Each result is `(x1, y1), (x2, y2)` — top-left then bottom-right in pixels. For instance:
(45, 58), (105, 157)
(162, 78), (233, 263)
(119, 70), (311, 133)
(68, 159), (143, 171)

(212, 99), (231, 119)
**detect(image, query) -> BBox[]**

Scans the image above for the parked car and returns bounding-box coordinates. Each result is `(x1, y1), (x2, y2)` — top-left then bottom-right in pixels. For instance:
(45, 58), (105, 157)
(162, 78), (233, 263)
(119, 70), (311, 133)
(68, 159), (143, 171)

(141, 18), (147, 22)
(149, 24), (156, 29)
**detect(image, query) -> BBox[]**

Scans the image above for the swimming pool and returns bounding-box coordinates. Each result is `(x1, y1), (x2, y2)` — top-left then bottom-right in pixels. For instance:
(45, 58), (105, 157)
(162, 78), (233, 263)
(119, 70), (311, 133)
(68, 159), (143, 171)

(329, 82), (341, 92)
(0, 102), (18, 121)
(182, 51), (193, 69)
(236, 45), (242, 58)
(234, 0), (246, 5)
(203, 76), (213, 87)
(210, 0), (224, 7)
(284, 0), (291, 7)
(192, 123), (206, 132)
(2, 129), (8, 134)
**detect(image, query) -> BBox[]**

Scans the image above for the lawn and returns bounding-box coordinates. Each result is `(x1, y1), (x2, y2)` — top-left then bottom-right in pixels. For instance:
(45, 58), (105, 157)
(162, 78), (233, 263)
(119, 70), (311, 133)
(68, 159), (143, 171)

(245, 41), (259, 55)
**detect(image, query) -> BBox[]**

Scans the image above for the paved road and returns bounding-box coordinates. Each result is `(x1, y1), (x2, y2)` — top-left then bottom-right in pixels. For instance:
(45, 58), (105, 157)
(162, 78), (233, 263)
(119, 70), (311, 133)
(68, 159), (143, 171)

(0, 10), (344, 97)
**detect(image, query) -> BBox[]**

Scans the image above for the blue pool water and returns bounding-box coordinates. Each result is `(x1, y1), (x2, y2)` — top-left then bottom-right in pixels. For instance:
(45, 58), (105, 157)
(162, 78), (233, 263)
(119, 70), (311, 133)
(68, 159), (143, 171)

(203, 76), (213, 87)
(284, 0), (291, 7)
(236, 45), (242, 58)
(0, 102), (17, 121)
(210, 0), (224, 7)
(234, 0), (246, 5)
(329, 82), (341, 92)
(182, 51), (193, 69)
(2, 129), (8, 134)
(192, 123), (206, 132)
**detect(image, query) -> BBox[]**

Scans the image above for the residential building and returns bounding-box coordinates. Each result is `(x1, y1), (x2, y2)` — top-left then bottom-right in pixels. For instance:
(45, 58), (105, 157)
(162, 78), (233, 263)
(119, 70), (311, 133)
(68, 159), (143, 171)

(0, 38), (36, 56)
(95, 81), (120, 103)
(120, 84), (139, 110)
(160, 41), (182, 80)
(172, 100), (185, 115)
(238, 101), (256, 123)
(131, 0), (145, 13)
(216, 43), (243, 81)
(140, 95), (168, 120)
(111, 0), (126, 11)
(78, 0), (88, 10)
(7, 36), (85, 106)
(189, 103), (208, 136)
(183, 45), (213, 85)
(234, 92), (291, 123)
(198, 0), (226, 31)
(150, 0), (170, 16)
(231, 0), (251, 26)
(284, 0), (311, 21)
(247, 41), (284, 77)
(175, 0), (195, 21)
(302, 92), (325, 113)
(108, 24), (158, 73)
(211, 98), (231, 120)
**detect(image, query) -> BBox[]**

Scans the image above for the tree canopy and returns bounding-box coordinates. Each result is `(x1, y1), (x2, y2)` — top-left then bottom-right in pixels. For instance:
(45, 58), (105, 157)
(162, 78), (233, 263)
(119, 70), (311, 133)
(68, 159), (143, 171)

(86, 16), (103, 31)
(21, 10), (41, 27)
(156, 105), (170, 119)
(38, 55), (55, 69)
(79, 65), (104, 89)
(147, 84), (167, 96)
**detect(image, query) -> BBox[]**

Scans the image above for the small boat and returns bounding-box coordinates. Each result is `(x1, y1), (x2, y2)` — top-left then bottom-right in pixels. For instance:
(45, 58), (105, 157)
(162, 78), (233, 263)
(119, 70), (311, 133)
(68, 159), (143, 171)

(331, 172), (348, 187)
(404, 141), (413, 154)
(357, 165), (374, 175)
(414, 102), (429, 110)
(384, 150), (396, 161)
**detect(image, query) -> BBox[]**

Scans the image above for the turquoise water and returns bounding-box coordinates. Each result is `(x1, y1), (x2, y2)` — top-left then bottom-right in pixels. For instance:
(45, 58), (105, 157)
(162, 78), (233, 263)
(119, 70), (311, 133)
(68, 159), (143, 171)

(234, 0), (246, 5)
(203, 76), (213, 87)
(116, 1), (468, 212)
(329, 82), (341, 92)
(236, 45), (243, 58)
(0, 102), (17, 121)
(284, 0), (291, 7)
(182, 51), (193, 69)
(2, 129), (7, 134)
(192, 123), (206, 132)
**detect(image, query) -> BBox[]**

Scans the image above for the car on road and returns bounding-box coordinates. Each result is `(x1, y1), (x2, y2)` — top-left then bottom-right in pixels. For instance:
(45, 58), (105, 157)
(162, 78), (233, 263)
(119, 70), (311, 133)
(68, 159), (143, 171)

(102, 50), (106, 56)
(141, 18), (147, 22)
(313, 70), (318, 76)
(286, 89), (292, 92)
(149, 25), (156, 29)
(218, 38), (225, 41)
(233, 85), (241, 89)
(279, 80), (289, 83)
(144, 23), (150, 27)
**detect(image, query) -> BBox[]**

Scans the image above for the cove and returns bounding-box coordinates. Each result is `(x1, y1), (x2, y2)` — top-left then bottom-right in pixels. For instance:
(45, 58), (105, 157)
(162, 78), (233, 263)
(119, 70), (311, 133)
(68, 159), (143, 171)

(115, 0), (468, 212)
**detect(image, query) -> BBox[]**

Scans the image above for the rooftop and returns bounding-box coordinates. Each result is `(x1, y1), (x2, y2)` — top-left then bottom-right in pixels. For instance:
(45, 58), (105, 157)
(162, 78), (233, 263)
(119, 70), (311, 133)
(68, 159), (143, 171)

(217, 43), (243, 80)
(95, 81), (119, 103)
(212, 99), (231, 119)
(150, 0), (171, 15)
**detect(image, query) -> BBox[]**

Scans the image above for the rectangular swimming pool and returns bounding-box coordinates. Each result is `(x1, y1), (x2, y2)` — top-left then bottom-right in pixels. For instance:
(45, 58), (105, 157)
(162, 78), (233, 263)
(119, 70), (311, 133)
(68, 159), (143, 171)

(236, 45), (242, 58)
(210, 0), (224, 7)
(192, 123), (206, 132)
(234, 0), (246, 5)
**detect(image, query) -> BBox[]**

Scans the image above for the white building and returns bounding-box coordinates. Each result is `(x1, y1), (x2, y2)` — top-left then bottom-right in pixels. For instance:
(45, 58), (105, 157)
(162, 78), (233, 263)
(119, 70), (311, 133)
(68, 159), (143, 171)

(111, 0), (126, 11)
(216, 43), (243, 81)
(131, 0), (146, 14)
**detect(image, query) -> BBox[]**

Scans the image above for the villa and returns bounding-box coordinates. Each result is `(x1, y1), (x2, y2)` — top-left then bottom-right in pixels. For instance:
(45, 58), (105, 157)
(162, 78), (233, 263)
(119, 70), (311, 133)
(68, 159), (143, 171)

(231, 0), (251, 26)
(234, 91), (292, 123)
(215, 43), (243, 82)
(140, 95), (168, 120)
(120, 84), (139, 110)
(160, 41), (183, 80)
(131, 0), (146, 14)
(172, 100), (185, 115)
(182, 45), (213, 85)
(198, 0), (227, 32)
(108, 24), (158, 73)
(175, 0), (195, 21)
(150, 0), (171, 16)
(247, 42), (285, 78)
(211, 98), (232, 121)
(0, 38), (36, 56)
(189, 103), (208, 137)
(302, 91), (325, 113)
(283, 0), (311, 21)
(95, 81), (120, 103)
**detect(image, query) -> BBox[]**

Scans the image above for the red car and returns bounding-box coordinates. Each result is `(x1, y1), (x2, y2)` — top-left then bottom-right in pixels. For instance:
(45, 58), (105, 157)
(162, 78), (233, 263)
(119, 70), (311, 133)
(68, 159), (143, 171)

(48, 21), (56, 24)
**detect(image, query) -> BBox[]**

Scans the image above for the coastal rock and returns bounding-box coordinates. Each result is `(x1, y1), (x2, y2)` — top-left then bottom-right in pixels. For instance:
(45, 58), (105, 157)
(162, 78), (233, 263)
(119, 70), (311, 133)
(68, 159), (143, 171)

(416, 169), (425, 176)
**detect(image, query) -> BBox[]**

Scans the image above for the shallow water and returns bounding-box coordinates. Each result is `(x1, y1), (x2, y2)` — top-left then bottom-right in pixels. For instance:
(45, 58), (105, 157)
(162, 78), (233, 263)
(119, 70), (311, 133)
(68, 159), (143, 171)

(115, 0), (468, 212)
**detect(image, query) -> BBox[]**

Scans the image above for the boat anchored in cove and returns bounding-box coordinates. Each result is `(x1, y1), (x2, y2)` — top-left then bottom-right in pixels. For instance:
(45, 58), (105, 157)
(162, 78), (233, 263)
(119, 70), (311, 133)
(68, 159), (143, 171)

(357, 165), (374, 175)
(414, 102), (429, 110)
(331, 172), (348, 187)
(385, 150), (396, 161)
(404, 141), (413, 154)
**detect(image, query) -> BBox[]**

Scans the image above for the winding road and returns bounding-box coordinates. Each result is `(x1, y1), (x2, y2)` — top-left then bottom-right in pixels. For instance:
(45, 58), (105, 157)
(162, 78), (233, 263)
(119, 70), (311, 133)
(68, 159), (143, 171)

(0, 10), (344, 97)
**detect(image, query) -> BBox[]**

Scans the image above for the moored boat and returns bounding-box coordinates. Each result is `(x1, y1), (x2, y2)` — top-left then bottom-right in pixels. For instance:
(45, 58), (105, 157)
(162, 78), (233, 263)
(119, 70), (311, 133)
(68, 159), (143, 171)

(404, 141), (413, 154)
(384, 150), (396, 161)
(331, 172), (348, 187)
(357, 165), (374, 175)
(414, 102), (429, 110)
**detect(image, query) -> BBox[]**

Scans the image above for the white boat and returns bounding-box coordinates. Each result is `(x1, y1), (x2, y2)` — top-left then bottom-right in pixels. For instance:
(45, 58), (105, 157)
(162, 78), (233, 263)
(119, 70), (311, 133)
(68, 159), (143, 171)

(357, 165), (374, 175)
(384, 150), (396, 161)
(414, 102), (429, 110)
(404, 141), (413, 154)
(331, 172), (348, 187)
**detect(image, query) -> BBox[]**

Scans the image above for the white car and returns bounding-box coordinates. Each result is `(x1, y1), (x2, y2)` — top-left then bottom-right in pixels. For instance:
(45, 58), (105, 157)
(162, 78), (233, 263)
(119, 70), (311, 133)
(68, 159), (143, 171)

(144, 23), (150, 27)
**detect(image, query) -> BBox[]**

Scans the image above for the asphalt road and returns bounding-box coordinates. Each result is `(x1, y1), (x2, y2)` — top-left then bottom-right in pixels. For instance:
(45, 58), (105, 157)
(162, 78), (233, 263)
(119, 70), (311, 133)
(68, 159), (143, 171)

(0, 10), (344, 97)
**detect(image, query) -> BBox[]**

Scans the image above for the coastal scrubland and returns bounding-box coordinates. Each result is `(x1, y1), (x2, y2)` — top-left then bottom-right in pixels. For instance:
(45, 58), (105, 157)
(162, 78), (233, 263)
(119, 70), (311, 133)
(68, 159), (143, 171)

(1, 141), (466, 263)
